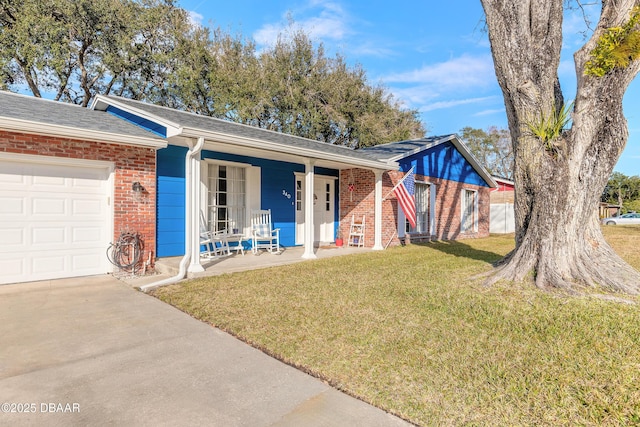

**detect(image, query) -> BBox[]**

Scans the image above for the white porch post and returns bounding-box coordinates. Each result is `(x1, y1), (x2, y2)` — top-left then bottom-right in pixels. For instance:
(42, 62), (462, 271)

(430, 183), (437, 235)
(188, 145), (204, 273)
(373, 170), (384, 251)
(302, 159), (317, 259)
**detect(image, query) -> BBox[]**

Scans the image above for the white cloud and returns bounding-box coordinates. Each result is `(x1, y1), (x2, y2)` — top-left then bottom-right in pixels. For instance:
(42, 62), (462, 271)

(187, 10), (204, 28)
(348, 41), (396, 58)
(253, 0), (350, 47)
(420, 96), (497, 113)
(381, 54), (499, 111)
(474, 108), (505, 117)
(253, 23), (284, 46)
(388, 86), (440, 106)
(301, 14), (348, 40)
(384, 54), (496, 91)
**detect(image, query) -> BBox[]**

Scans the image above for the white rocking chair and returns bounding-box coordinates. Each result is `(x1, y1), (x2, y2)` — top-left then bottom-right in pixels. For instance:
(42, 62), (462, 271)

(200, 211), (230, 259)
(251, 209), (281, 254)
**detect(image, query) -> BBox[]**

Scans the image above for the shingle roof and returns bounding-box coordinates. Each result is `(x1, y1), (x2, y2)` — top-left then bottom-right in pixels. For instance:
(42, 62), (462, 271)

(0, 90), (165, 142)
(361, 135), (457, 162)
(96, 95), (389, 166)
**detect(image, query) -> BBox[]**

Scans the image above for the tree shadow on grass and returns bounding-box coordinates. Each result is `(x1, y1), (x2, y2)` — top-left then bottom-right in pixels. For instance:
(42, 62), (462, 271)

(413, 240), (505, 264)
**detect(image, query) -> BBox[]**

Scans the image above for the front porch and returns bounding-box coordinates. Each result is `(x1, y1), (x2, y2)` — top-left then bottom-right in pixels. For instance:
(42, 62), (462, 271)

(155, 245), (371, 279)
(90, 96), (395, 277)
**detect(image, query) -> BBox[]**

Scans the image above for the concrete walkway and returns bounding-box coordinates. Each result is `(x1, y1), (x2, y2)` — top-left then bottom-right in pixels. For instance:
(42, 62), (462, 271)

(0, 275), (412, 426)
(154, 245), (371, 279)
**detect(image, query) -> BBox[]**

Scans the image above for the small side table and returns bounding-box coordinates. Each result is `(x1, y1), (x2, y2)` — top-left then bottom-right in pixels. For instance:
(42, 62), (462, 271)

(226, 234), (246, 255)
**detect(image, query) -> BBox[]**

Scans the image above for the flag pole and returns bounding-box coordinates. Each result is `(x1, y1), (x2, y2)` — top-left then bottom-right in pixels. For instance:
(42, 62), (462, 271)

(382, 166), (415, 201)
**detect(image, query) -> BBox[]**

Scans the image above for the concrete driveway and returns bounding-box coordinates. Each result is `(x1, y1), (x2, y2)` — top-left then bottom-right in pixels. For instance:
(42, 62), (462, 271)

(0, 275), (411, 426)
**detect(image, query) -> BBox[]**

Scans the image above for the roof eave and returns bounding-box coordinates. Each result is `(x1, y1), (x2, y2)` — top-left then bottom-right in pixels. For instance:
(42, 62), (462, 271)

(91, 96), (393, 170)
(492, 176), (514, 186)
(0, 116), (167, 149)
(180, 127), (396, 171)
(384, 134), (457, 162)
(91, 95), (183, 136)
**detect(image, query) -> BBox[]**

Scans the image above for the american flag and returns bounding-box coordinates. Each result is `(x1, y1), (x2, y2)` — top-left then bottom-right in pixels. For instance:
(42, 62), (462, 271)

(394, 167), (416, 229)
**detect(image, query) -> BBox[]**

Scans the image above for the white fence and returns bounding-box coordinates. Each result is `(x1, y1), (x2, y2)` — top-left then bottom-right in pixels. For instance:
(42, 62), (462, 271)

(490, 203), (515, 234)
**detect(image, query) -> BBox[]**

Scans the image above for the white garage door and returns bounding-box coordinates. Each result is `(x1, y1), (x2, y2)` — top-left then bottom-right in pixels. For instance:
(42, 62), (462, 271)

(0, 157), (112, 285)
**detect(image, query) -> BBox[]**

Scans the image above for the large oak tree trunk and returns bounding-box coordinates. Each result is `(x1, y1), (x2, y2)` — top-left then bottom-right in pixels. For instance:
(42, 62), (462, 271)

(481, 0), (640, 294)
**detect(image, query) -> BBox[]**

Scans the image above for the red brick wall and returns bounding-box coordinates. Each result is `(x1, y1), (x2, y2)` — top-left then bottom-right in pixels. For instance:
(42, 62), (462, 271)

(423, 176), (491, 240)
(339, 168), (491, 247)
(0, 130), (157, 270)
(339, 168), (396, 248)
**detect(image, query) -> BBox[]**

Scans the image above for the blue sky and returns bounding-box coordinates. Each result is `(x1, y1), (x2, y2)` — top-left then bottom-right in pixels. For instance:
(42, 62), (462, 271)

(179, 0), (640, 176)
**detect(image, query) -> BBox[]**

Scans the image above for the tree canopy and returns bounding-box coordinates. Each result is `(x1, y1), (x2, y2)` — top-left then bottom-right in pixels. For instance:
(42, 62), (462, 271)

(0, 0), (424, 147)
(459, 126), (514, 179)
(602, 171), (640, 212)
(0, 0), (188, 106)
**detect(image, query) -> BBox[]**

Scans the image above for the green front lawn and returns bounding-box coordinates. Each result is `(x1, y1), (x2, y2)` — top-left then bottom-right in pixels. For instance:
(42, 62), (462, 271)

(153, 227), (640, 426)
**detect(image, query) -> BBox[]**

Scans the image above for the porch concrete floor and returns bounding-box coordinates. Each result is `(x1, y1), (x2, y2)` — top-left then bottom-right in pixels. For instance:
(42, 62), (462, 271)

(154, 245), (371, 279)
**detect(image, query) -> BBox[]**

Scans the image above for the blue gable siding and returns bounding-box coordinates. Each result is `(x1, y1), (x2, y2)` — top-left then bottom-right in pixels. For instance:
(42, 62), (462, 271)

(106, 105), (168, 137)
(399, 141), (490, 187)
(156, 147), (339, 257)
